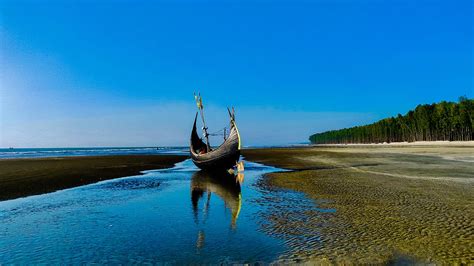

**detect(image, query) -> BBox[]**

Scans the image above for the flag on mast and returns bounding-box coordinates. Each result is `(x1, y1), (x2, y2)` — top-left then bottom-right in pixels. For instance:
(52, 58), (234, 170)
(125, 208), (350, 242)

(194, 93), (204, 110)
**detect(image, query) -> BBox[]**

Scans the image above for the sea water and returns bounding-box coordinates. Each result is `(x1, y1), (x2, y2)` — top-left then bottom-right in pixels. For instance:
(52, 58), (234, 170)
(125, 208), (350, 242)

(0, 147), (189, 159)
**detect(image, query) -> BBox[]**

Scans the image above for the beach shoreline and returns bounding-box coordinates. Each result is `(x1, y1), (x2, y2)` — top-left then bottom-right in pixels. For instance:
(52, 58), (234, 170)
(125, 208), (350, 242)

(311, 140), (474, 147)
(0, 155), (188, 201)
(2, 146), (473, 263)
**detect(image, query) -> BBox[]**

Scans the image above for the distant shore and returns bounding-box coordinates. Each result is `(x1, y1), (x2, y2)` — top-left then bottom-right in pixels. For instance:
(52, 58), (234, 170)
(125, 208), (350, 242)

(311, 140), (474, 147)
(0, 155), (187, 201)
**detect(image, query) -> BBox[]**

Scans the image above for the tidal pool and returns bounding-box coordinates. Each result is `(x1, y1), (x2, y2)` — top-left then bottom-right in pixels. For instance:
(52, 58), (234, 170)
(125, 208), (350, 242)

(0, 159), (321, 264)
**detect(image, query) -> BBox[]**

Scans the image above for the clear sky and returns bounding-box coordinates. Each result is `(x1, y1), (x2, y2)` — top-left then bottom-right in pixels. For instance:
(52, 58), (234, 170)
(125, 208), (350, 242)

(0, 0), (472, 147)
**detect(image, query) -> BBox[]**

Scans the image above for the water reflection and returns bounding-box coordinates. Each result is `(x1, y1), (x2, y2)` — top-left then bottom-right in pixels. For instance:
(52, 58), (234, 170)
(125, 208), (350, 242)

(191, 170), (243, 230)
(191, 170), (244, 251)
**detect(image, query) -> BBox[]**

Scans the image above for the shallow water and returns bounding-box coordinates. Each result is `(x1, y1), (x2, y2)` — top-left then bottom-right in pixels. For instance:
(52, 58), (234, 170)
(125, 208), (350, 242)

(0, 159), (321, 264)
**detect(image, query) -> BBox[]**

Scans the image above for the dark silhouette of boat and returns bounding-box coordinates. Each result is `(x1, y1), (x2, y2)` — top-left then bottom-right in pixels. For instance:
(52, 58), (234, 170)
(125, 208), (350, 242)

(190, 94), (241, 170)
(191, 170), (242, 229)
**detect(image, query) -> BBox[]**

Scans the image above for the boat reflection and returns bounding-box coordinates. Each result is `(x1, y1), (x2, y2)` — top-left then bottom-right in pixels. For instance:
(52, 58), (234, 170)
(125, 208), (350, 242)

(191, 170), (243, 230)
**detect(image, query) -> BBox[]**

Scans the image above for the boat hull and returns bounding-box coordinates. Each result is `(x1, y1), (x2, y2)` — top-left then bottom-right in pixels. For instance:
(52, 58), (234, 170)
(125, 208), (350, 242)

(191, 149), (240, 170)
(190, 112), (241, 170)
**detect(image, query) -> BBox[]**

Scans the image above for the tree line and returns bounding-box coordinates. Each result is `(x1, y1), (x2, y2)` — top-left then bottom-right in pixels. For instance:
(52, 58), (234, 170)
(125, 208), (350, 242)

(309, 97), (474, 144)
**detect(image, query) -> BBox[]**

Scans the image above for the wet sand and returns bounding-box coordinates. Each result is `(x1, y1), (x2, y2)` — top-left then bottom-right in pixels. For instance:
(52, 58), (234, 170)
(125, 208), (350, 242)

(0, 155), (187, 201)
(243, 145), (474, 264)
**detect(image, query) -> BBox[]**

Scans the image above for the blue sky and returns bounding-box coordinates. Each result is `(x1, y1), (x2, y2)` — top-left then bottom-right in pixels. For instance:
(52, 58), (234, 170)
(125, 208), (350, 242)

(0, 0), (472, 147)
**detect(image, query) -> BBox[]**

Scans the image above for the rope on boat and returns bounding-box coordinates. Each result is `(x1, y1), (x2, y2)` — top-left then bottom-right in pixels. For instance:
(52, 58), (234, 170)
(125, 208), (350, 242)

(207, 127), (227, 137)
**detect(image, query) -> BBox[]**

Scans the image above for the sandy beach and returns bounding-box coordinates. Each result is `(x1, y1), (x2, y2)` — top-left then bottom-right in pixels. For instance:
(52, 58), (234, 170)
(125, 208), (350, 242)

(243, 145), (474, 264)
(1, 145), (473, 263)
(0, 155), (187, 201)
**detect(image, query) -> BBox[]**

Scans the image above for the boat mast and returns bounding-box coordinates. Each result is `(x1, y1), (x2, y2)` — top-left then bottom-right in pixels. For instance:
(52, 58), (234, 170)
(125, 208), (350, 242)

(195, 93), (211, 152)
(200, 108), (212, 152)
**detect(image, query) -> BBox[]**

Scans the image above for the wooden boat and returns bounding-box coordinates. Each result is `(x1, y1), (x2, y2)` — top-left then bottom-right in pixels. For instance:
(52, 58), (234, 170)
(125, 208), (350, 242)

(190, 94), (241, 170)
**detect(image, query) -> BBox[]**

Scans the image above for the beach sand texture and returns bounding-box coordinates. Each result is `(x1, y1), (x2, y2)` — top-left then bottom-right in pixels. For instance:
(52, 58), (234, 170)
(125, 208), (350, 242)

(243, 145), (474, 264)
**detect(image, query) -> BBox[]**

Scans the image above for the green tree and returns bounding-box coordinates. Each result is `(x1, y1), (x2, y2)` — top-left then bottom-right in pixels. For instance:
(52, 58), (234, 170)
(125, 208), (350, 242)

(309, 97), (474, 144)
